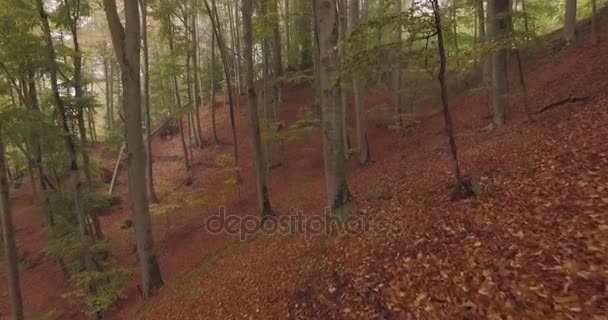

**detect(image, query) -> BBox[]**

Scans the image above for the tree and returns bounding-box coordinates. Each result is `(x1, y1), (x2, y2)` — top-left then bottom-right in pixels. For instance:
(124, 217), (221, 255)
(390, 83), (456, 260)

(477, 0), (491, 87)
(103, 0), (163, 299)
(564, 0), (577, 44)
(391, 0), (403, 128)
(487, 0), (510, 128)
(314, 0), (351, 209)
(349, 0), (371, 165)
(0, 125), (24, 320)
(431, 0), (473, 201)
(338, 0), (350, 158)
(591, 0), (598, 45)
(204, 0), (240, 170)
(139, 0), (159, 203)
(243, 0), (274, 218)
(37, 0), (97, 269)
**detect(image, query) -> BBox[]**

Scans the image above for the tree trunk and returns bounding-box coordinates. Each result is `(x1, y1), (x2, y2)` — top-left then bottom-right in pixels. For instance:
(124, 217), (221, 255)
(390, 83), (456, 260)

(205, 0), (240, 168)
(478, 0), (491, 87)
(338, 0), (350, 159)
(391, 0), (403, 128)
(70, 23), (93, 189)
(0, 126), (24, 320)
(349, 0), (370, 165)
(487, 0), (509, 128)
(108, 59), (115, 129)
(191, 3), (204, 145)
(38, 0), (95, 267)
(243, 0), (274, 217)
(169, 36), (192, 171)
(432, 0), (465, 200)
(298, 0), (314, 69)
(210, 27), (219, 144)
(564, 0), (577, 45)
(591, 0), (598, 45)
(271, 0), (283, 120)
(103, 45), (113, 130)
(452, 0), (459, 50)
(139, 0), (158, 203)
(314, 0), (351, 209)
(103, 0), (163, 299)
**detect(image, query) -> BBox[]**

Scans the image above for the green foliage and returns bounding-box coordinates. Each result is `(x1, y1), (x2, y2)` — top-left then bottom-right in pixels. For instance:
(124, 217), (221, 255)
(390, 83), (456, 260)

(287, 107), (321, 143)
(260, 119), (284, 144)
(85, 192), (118, 212)
(367, 104), (389, 122)
(215, 153), (240, 185)
(64, 267), (132, 316)
(102, 125), (125, 153)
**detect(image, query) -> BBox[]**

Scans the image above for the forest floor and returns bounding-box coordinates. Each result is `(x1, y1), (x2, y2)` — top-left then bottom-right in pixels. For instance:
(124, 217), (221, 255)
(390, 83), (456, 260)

(1, 11), (608, 320)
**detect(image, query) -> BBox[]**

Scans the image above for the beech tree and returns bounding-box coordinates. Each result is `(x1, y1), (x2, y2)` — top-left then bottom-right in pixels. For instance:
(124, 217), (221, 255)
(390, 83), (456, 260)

(564, 0), (577, 44)
(103, 0), (163, 299)
(314, 0), (351, 209)
(243, 0), (274, 217)
(350, 0), (371, 165)
(0, 125), (24, 320)
(487, 0), (510, 128)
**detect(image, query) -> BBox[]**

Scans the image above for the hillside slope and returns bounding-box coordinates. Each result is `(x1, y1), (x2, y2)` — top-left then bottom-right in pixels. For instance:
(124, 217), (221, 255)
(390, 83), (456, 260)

(1, 9), (607, 320)
(131, 11), (608, 320)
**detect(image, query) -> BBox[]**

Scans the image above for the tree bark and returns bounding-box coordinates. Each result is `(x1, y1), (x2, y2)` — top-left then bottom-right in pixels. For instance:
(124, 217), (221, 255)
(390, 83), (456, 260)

(431, 0), (464, 200)
(210, 23), (219, 144)
(349, 0), (370, 165)
(338, 0), (350, 159)
(205, 0), (240, 168)
(314, 0), (351, 209)
(564, 0), (577, 45)
(37, 0), (95, 267)
(243, 0), (274, 218)
(103, 0), (163, 299)
(591, 0), (598, 45)
(487, 0), (509, 128)
(391, 0), (403, 128)
(478, 0), (491, 88)
(0, 126), (24, 320)
(139, 0), (158, 203)
(169, 35), (192, 171)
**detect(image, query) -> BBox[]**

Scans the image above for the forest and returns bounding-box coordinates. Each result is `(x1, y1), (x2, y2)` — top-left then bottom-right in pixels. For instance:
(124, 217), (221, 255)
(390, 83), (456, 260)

(0, 0), (607, 318)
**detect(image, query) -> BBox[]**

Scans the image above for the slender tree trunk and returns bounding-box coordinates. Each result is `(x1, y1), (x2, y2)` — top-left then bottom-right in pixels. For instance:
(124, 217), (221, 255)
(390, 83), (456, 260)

(103, 46), (113, 130)
(205, 0), (240, 168)
(564, 0), (577, 45)
(139, 0), (158, 203)
(349, 0), (370, 165)
(591, 0), (598, 45)
(103, 0), (163, 299)
(70, 23), (93, 189)
(271, 0), (283, 109)
(338, 0), (350, 159)
(0, 126), (24, 320)
(191, 3), (204, 145)
(169, 37), (192, 171)
(109, 60), (115, 129)
(285, 0), (296, 70)
(314, 0), (351, 209)
(392, 0), (403, 128)
(298, 0), (314, 70)
(38, 0), (95, 264)
(453, 0), (459, 50)
(487, 0), (509, 128)
(478, 0), (491, 87)
(210, 27), (219, 144)
(432, 0), (464, 200)
(243, 0), (274, 217)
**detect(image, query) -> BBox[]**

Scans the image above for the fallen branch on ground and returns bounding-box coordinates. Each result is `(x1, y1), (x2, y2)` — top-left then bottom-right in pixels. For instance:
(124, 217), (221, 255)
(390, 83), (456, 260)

(535, 95), (591, 114)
